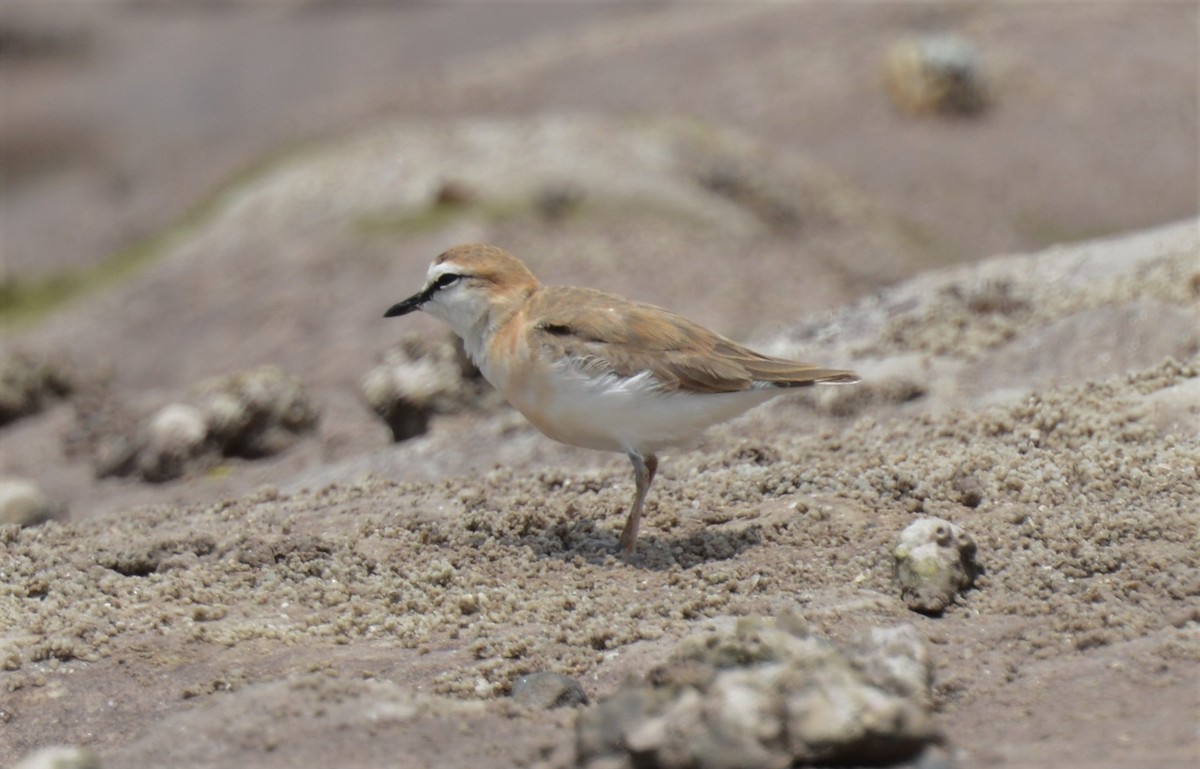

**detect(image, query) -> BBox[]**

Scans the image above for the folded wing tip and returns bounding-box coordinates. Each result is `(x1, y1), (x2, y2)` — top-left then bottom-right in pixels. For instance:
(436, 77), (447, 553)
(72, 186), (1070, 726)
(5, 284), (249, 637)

(818, 371), (860, 385)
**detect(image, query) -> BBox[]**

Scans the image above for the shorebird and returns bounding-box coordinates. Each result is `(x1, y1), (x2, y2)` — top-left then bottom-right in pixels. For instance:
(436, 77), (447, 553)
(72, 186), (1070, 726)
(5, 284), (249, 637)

(385, 245), (858, 554)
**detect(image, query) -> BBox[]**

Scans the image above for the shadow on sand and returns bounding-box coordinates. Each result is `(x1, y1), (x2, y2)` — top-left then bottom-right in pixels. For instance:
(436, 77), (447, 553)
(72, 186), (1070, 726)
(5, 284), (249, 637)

(508, 517), (763, 571)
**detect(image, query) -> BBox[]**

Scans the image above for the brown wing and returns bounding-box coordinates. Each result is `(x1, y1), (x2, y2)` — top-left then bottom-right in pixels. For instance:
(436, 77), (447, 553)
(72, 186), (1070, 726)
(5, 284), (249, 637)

(526, 287), (858, 394)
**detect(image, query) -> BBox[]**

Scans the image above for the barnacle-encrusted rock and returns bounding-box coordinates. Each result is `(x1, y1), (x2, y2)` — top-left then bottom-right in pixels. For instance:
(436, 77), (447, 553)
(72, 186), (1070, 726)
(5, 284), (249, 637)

(199, 365), (319, 458)
(894, 517), (979, 614)
(65, 366), (319, 482)
(576, 615), (942, 769)
(362, 334), (468, 442)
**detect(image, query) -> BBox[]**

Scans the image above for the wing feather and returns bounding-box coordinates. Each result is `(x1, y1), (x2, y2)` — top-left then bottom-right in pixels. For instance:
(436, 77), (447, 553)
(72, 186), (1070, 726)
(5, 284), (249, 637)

(527, 287), (857, 394)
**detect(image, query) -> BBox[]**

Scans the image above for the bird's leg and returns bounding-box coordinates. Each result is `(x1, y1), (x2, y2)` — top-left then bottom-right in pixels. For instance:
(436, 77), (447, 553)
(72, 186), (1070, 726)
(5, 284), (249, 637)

(619, 451), (658, 554)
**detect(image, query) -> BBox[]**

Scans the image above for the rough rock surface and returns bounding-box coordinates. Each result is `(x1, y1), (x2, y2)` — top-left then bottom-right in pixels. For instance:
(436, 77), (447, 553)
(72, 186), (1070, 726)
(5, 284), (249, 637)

(0, 222), (1197, 768)
(577, 616), (939, 769)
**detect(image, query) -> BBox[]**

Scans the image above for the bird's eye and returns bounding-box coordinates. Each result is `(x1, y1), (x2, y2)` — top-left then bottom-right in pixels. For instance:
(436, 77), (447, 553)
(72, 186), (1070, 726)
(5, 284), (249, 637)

(433, 273), (462, 290)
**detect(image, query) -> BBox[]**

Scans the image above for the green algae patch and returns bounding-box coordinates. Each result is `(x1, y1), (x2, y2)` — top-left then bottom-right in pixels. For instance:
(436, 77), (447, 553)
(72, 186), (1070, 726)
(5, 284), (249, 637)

(0, 233), (168, 329)
(0, 141), (318, 330)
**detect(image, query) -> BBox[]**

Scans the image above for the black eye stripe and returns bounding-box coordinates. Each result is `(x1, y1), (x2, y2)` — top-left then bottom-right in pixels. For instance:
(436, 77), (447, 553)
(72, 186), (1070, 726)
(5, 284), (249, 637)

(433, 273), (462, 290)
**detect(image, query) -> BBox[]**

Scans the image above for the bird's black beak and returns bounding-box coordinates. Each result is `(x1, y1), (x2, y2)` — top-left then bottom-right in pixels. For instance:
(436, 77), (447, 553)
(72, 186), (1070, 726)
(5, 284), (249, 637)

(383, 289), (429, 318)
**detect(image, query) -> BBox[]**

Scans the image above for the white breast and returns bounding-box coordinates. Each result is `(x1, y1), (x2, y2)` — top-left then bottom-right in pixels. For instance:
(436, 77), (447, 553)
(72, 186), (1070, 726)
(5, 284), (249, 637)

(500, 363), (782, 455)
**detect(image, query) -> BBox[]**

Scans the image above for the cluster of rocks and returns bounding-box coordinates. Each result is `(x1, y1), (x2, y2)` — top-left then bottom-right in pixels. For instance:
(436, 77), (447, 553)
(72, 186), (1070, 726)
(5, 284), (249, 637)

(1, 333), (491, 507)
(575, 615), (945, 769)
(65, 365), (319, 483)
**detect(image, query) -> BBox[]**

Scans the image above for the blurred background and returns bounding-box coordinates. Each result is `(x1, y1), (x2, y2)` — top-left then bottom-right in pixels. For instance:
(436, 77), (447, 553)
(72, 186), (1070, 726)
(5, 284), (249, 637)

(3, 0), (1195, 283)
(0, 0), (1197, 518)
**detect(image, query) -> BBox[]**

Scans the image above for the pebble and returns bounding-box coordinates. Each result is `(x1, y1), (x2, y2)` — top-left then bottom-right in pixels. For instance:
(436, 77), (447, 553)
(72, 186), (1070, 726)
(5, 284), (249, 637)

(511, 671), (589, 709)
(885, 34), (988, 116)
(0, 477), (64, 527)
(894, 517), (979, 615)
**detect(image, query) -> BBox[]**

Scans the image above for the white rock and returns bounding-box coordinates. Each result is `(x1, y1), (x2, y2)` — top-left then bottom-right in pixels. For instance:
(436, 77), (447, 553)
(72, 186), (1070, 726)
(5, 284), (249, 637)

(13, 746), (101, 769)
(145, 403), (208, 455)
(894, 517), (979, 614)
(139, 403), (209, 482)
(0, 477), (63, 527)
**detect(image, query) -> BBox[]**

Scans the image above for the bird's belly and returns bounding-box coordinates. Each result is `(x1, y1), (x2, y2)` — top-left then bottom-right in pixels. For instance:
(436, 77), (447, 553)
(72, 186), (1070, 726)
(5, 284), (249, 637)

(503, 369), (780, 454)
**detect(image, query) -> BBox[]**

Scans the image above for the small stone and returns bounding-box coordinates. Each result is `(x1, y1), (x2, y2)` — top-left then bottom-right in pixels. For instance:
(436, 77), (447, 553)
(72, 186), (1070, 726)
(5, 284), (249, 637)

(433, 179), (477, 208)
(66, 365), (317, 483)
(0, 477), (64, 527)
(894, 518), (979, 614)
(885, 34), (988, 116)
(951, 472), (984, 508)
(511, 671), (589, 709)
(138, 403), (209, 482)
(12, 746), (101, 769)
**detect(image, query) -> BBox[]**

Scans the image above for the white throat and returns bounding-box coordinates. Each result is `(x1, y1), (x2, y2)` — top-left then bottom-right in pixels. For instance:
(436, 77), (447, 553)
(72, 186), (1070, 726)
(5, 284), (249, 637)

(422, 294), (494, 374)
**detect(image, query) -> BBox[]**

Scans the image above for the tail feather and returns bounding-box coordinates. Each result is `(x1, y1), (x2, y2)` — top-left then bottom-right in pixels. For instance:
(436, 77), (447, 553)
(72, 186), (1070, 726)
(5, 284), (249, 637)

(743, 359), (860, 388)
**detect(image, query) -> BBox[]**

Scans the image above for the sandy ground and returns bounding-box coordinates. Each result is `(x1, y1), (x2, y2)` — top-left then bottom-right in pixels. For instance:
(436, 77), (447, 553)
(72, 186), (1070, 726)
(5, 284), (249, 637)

(2, 216), (1198, 768)
(2, 3), (1199, 768)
